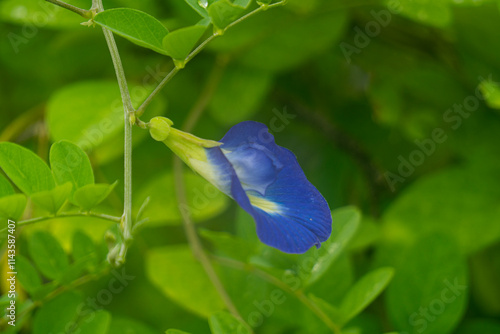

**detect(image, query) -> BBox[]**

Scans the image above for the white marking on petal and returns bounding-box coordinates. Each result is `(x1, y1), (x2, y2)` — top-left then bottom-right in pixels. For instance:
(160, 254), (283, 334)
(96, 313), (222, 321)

(188, 157), (231, 195)
(248, 195), (281, 215)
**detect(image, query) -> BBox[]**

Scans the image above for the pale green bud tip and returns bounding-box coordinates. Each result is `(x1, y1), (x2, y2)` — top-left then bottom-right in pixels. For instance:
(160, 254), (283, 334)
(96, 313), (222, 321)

(148, 117), (173, 141)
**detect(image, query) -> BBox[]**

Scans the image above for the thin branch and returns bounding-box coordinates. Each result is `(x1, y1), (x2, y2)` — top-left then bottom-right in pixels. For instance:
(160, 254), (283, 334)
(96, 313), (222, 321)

(135, 0), (287, 117)
(0, 212), (121, 234)
(45, 0), (91, 18)
(212, 255), (342, 334)
(173, 60), (249, 326)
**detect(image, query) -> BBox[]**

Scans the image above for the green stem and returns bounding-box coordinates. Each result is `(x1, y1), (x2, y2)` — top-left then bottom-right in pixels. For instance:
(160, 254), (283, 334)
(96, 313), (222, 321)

(135, 0), (287, 117)
(173, 61), (250, 327)
(0, 212), (120, 233)
(45, 0), (91, 18)
(95, 0), (134, 266)
(212, 256), (342, 334)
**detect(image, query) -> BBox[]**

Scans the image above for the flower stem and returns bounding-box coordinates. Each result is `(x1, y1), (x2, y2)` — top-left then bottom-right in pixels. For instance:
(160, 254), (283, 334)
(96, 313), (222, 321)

(45, 0), (91, 18)
(0, 212), (121, 234)
(95, 0), (134, 266)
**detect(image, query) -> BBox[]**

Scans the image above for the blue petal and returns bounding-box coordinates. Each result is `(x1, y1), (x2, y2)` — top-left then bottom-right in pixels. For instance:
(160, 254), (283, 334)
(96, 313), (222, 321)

(223, 143), (283, 195)
(213, 121), (332, 254)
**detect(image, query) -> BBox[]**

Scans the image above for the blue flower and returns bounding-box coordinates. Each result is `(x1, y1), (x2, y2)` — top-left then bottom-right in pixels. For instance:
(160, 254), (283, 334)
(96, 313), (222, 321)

(149, 118), (332, 253)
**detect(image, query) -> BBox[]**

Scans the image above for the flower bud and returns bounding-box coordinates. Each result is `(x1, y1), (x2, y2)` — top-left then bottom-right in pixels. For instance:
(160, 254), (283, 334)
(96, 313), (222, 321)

(148, 117), (173, 141)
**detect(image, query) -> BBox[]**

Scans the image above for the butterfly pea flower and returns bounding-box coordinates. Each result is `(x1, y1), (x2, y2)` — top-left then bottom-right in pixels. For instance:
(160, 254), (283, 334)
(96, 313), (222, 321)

(148, 117), (332, 253)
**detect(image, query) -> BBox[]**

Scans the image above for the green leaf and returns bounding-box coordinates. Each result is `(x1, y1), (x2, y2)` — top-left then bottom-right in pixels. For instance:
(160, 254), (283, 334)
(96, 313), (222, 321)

(301, 206), (360, 287)
(208, 0), (250, 31)
(199, 229), (256, 262)
(0, 142), (55, 195)
(0, 194), (27, 220)
(386, 234), (468, 334)
(0, 174), (14, 197)
(308, 294), (344, 325)
(73, 181), (117, 210)
(31, 182), (72, 214)
(50, 140), (94, 196)
(146, 245), (225, 317)
(166, 330), (192, 334)
(134, 171), (228, 226)
(28, 230), (69, 280)
(94, 8), (169, 55)
(381, 166), (500, 254)
(32, 291), (82, 334)
(16, 255), (42, 295)
(72, 230), (99, 270)
(183, 0), (210, 17)
(76, 310), (111, 334)
(163, 18), (210, 60)
(209, 65), (273, 125)
(209, 311), (252, 334)
(480, 78), (500, 109)
(339, 267), (394, 325)
(47, 81), (124, 150)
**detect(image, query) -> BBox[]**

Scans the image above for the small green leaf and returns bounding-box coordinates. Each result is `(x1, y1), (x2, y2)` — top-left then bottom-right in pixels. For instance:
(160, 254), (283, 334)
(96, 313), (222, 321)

(339, 267), (395, 325)
(73, 181), (117, 210)
(31, 182), (72, 215)
(163, 18), (210, 60)
(208, 0), (250, 31)
(480, 79), (500, 109)
(50, 140), (94, 197)
(302, 206), (360, 287)
(209, 311), (252, 334)
(0, 142), (55, 195)
(94, 8), (169, 55)
(76, 310), (111, 334)
(28, 231), (69, 281)
(32, 291), (82, 334)
(0, 194), (27, 220)
(0, 174), (14, 197)
(146, 245), (225, 317)
(16, 255), (42, 295)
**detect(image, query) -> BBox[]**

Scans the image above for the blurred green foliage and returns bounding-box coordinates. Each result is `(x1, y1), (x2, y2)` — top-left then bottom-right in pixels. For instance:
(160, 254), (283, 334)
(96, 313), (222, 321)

(1, 0), (500, 333)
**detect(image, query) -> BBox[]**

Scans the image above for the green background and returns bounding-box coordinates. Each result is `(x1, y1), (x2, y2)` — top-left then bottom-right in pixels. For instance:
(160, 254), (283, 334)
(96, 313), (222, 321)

(1, 0), (500, 333)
